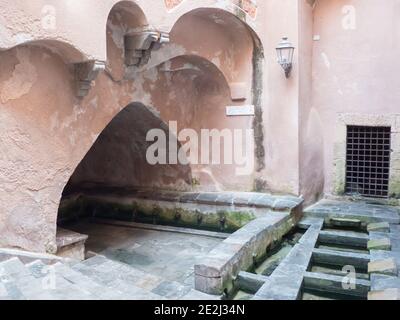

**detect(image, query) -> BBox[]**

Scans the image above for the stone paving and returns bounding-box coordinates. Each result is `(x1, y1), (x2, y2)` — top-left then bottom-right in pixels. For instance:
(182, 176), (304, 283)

(69, 220), (223, 286)
(0, 254), (217, 300)
(304, 199), (400, 225)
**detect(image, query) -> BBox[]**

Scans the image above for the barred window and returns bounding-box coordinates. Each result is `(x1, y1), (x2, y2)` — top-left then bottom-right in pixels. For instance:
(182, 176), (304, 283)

(345, 126), (391, 198)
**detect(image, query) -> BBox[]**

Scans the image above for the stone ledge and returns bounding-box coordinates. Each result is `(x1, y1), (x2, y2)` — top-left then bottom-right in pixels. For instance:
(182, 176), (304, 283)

(56, 228), (88, 248)
(236, 271), (269, 293)
(63, 188), (303, 211)
(318, 230), (369, 248)
(194, 212), (295, 295)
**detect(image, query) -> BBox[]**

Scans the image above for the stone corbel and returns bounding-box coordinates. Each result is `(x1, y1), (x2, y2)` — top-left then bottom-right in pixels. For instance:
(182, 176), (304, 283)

(74, 60), (106, 98)
(125, 29), (170, 67)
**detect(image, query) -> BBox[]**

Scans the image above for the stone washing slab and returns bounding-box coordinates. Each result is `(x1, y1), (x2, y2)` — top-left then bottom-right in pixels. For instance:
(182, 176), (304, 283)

(236, 271), (270, 293)
(304, 199), (400, 225)
(92, 218), (229, 239)
(370, 231), (400, 252)
(318, 230), (369, 248)
(194, 212), (294, 295)
(253, 220), (324, 300)
(312, 248), (370, 269)
(330, 217), (361, 228)
(368, 222), (390, 233)
(303, 271), (370, 298)
(367, 238), (391, 251)
(63, 188), (304, 212)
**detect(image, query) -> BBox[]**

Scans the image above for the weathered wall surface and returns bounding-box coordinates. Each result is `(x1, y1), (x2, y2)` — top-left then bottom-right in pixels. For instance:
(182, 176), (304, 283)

(311, 0), (400, 197)
(3, 0), (398, 253)
(256, 0), (301, 196)
(0, 0), (263, 252)
(298, 0), (324, 205)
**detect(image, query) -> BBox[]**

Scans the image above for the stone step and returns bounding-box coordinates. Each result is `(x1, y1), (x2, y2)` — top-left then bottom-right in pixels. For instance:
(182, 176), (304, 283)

(0, 259), (28, 300)
(26, 259), (125, 300)
(1, 254), (213, 300)
(318, 230), (369, 248)
(0, 248), (67, 265)
(72, 255), (166, 299)
(54, 262), (129, 300)
(0, 257), (31, 278)
(56, 228), (88, 261)
(0, 258), (75, 300)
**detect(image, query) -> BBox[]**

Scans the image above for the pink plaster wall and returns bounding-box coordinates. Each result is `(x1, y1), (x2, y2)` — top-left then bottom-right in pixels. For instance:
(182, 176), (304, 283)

(256, 0), (301, 195)
(0, 1), (260, 252)
(311, 0), (400, 196)
(3, 0), (397, 253)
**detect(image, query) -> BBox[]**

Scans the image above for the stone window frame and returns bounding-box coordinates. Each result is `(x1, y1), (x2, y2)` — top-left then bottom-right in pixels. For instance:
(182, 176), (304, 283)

(333, 113), (400, 199)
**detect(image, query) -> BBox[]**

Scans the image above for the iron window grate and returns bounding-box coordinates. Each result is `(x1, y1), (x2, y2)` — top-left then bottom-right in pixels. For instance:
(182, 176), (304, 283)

(345, 125), (391, 198)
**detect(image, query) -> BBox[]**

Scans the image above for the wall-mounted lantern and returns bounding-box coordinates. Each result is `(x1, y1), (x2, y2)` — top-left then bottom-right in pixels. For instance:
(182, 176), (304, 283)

(276, 37), (295, 78)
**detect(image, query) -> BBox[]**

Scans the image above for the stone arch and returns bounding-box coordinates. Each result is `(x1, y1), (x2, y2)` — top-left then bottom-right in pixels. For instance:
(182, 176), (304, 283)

(0, 39), (87, 64)
(152, 6), (265, 186)
(159, 54), (232, 102)
(105, 0), (149, 80)
(58, 101), (193, 222)
(163, 0), (260, 36)
(146, 52), (254, 191)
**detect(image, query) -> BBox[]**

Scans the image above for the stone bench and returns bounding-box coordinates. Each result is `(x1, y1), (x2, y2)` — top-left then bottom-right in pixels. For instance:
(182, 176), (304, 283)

(56, 228), (88, 261)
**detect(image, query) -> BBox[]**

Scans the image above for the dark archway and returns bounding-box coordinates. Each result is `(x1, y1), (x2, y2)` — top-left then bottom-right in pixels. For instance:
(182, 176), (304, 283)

(58, 102), (192, 224)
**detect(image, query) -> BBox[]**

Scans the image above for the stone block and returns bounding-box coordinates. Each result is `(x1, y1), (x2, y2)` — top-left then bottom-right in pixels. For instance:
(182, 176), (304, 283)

(313, 248), (370, 269)
(330, 217), (361, 228)
(368, 258), (398, 276)
(368, 288), (400, 300)
(304, 272), (370, 298)
(194, 274), (224, 296)
(236, 271), (269, 293)
(229, 82), (247, 101)
(368, 238), (392, 251)
(368, 222), (390, 233)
